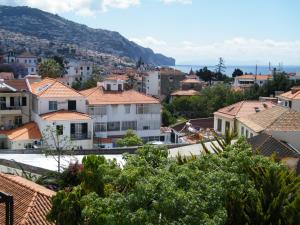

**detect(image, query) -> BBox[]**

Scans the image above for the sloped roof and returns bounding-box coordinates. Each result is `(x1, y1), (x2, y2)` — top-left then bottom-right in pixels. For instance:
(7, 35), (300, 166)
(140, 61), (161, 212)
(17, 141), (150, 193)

(29, 78), (83, 98)
(180, 78), (202, 84)
(279, 87), (300, 100)
(238, 106), (288, 132)
(0, 173), (55, 225)
(105, 74), (129, 81)
(266, 109), (300, 132)
(5, 79), (29, 91)
(235, 74), (272, 80)
(171, 89), (199, 96)
(0, 122), (41, 141)
(40, 110), (91, 121)
(17, 52), (36, 58)
(80, 87), (160, 105)
(0, 72), (14, 80)
(214, 101), (275, 119)
(248, 133), (300, 158)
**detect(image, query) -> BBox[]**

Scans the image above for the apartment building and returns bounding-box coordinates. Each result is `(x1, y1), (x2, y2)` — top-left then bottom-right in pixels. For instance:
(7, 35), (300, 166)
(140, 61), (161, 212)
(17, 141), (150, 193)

(81, 78), (162, 147)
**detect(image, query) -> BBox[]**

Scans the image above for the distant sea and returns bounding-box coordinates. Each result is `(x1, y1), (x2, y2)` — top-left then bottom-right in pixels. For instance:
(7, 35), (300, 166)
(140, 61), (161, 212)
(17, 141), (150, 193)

(172, 65), (300, 76)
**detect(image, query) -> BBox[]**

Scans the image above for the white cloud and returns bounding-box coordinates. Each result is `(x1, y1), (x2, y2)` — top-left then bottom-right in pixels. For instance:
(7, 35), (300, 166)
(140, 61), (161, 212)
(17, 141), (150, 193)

(130, 36), (166, 47)
(162, 0), (192, 5)
(130, 36), (300, 64)
(102, 0), (140, 12)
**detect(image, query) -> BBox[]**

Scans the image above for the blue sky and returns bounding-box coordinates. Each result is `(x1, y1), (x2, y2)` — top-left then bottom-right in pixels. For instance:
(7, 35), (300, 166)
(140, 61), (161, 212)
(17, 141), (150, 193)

(1, 0), (300, 65)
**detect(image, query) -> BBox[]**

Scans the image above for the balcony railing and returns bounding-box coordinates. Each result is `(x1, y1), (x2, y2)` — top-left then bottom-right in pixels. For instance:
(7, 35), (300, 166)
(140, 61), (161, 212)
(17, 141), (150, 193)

(71, 133), (91, 140)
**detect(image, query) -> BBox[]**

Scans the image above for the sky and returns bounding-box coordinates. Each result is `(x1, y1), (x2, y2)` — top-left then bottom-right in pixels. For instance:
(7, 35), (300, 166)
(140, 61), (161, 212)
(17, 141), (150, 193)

(1, 0), (300, 65)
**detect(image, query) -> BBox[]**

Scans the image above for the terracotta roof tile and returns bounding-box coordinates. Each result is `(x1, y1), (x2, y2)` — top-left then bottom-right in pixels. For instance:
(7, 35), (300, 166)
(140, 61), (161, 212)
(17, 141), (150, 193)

(29, 78), (83, 98)
(0, 173), (55, 225)
(0, 72), (14, 80)
(0, 122), (41, 141)
(40, 110), (91, 121)
(235, 74), (272, 80)
(80, 87), (160, 105)
(279, 87), (300, 100)
(171, 89), (200, 96)
(266, 110), (300, 132)
(180, 78), (202, 84)
(214, 101), (276, 119)
(238, 106), (288, 132)
(5, 79), (29, 91)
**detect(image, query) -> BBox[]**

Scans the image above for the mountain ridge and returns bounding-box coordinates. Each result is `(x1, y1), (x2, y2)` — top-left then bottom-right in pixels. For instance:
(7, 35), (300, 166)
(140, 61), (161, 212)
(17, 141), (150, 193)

(0, 5), (175, 66)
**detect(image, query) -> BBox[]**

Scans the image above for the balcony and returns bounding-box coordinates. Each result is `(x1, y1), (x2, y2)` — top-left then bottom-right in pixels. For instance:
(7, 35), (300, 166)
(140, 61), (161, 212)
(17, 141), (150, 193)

(0, 106), (22, 115)
(71, 133), (91, 141)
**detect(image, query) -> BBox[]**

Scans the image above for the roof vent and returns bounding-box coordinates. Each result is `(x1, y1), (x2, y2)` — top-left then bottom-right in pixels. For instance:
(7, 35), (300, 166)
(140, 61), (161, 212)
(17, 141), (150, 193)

(37, 84), (50, 93)
(255, 107), (260, 112)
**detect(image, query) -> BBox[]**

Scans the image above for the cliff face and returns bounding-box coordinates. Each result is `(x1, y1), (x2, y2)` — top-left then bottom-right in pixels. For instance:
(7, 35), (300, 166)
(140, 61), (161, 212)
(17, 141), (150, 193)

(0, 6), (175, 66)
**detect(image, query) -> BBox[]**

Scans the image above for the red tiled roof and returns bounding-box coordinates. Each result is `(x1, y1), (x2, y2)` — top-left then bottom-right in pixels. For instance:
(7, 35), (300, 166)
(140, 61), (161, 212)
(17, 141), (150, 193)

(214, 101), (276, 119)
(80, 87), (160, 105)
(40, 110), (91, 121)
(0, 122), (41, 141)
(0, 173), (55, 225)
(235, 74), (272, 80)
(279, 87), (300, 100)
(29, 78), (83, 98)
(5, 79), (29, 91)
(0, 72), (14, 80)
(171, 89), (199, 96)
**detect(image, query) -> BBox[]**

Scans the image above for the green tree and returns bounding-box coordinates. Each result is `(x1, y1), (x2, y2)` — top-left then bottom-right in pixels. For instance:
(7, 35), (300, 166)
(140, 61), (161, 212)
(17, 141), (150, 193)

(232, 68), (243, 77)
(116, 130), (143, 147)
(161, 108), (176, 126)
(38, 58), (63, 78)
(48, 141), (300, 225)
(215, 57), (226, 74)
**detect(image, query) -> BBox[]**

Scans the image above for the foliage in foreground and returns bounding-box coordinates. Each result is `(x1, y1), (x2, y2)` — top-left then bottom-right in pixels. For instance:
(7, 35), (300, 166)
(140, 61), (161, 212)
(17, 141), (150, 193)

(48, 140), (300, 225)
(116, 130), (144, 147)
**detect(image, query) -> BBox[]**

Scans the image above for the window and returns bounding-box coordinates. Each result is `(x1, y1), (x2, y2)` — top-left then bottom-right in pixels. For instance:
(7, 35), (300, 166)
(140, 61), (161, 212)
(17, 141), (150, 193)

(56, 125), (63, 135)
(289, 101), (292, 108)
(143, 126), (150, 130)
(107, 121), (120, 131)
(118, 84), (122, 91)
(124, 104), (131, 114)
(31, 68), (34, 72)
(245, 129), (249, 138)
(29, 59), (31, 63)
(169, 76), (174, 82)
(250, 133), (254, 138)
(22, 97), (27, 106)
(136, 104), (160, 114)
(107, 84), (111, 91)
(49, 101), (57, 110)
(285, 101), (288, 107)
(225, 121), (230, 131)
(0, 97), (6, 109)
(10, 97), (14, 107)
(217, 119), (222, 132)
(122, 121), (137, 131)
(25, 59), (27, 63)
(94, 122), (107, 132)
(68, 100), (77, 111)
(87, 67), (90, 70)
(15, 116), (22, 126)
(88, 106), (107, 116)
(241, 126), (244, 135)
(71, 123), (88, 140)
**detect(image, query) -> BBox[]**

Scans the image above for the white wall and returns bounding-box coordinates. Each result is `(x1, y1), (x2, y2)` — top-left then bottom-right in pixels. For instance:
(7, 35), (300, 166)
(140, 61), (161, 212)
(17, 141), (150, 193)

(213, 115), (234, 135)
(90, 103), (161, 139)
(145, 71), (160, 96)
(36, 97), (86, 115)
(16, 57), (37, 74)
(33, 113), (93, 149)
(236, 120), (258, 138)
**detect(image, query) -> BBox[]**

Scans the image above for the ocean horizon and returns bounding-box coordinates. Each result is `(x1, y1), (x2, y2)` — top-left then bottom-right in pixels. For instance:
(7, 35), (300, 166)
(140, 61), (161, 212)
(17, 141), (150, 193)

(172, 65), (300, 76)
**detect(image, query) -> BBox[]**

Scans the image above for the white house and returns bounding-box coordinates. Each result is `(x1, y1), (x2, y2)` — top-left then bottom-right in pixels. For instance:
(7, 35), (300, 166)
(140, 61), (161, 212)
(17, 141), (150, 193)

(64, 61), (93, 85)
(16, 52), (38, 75)
(237, 105), (300, 150)
(278, 86), (300, 112)
(213, 100), (276, 135)
(233, 75), (272, 90)
(80, 78), (162, 146)
(142, 70), (160, 97)
(27, 77), (93, 149)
